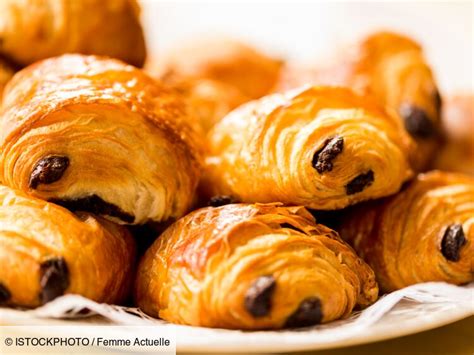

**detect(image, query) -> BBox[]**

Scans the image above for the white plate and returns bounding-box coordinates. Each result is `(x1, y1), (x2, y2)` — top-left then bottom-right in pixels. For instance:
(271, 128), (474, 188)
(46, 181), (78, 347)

(1, 283), (473, 353)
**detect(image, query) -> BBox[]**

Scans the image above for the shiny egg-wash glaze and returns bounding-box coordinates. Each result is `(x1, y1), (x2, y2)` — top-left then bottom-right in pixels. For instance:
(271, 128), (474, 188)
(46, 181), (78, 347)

(203, 86), (413, 210)
(339, 171), (474, 292)
(0, 54), (202, 225)
(135, 203), (378, 330)
(0, 0), (146, 67)
(277, 32), (441, 171)
(0, 185), (135, 308)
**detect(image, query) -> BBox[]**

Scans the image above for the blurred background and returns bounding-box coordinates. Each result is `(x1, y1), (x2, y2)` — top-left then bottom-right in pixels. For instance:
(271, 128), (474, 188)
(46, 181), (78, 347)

(140, 1), (473, 94)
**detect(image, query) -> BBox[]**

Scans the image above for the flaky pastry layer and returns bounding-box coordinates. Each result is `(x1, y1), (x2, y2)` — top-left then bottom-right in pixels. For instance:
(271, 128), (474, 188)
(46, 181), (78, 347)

(0, 54), (202, 224)
(203, 86), (413, 210)
(135, 203), (378, 329)
(277, 31), (441, 171)
(0, 185), (135, 307)
(339, 171), (474, 292)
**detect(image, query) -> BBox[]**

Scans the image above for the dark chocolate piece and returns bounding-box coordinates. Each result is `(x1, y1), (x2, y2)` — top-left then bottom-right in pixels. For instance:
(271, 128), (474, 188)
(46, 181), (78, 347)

(345, 170), (374, 195)
(285, 297), (323, 328)
(244, 275), (276, 317)
(312, 137), (344, 174)
(280, 223), (305, 234)
(39, 258), (70, 304)
(208, 195), (237, 207)
(0, 283), (11, 304)
(441, 224), (466, 262)
(399, 104), (435, 138)
(50, 195), (134, 223)
(29, 156), (70, 189)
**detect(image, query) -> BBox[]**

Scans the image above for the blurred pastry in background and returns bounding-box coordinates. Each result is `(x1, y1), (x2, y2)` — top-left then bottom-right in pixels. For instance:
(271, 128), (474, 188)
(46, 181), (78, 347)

(174, 78), (249, 133)
(0, 185), (136, 308)
(0, 54), (202, 225)
(0, 0), (146, 67)
(339, 171), (474, 292)
(147, 37), (283, 100)
(0, 57), (15, 98)
(277, 31), (442, 171)
(203, 86), (413, 210)
(432, 95), (474, 175)
(135, 203), (378, 329)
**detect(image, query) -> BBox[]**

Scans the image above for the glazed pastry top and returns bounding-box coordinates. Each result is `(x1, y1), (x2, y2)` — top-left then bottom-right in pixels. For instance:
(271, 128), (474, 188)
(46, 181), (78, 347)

(339, 171), (474, 292)
(135, 203), (378, 329)
(203, 85), (413, 210)
(276, 31), (441, 171)
(0, 54), (202, 224)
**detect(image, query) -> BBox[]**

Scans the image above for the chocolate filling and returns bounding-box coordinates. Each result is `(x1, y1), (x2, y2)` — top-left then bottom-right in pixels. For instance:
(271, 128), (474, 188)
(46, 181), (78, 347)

(285, 297), (323, 328)
(208, 195), (237, 207)
(0, 282), (11, 304)
(345, 170), (374, 195)
(50, 195), (134, 223)
(441, 224), (466, 262)
(399, 104), (435, 138)
(244, 275), (276, 317)
(39, 258), (70, 304)
(29, 156), (70, 189)
(312, 137), (344, 174)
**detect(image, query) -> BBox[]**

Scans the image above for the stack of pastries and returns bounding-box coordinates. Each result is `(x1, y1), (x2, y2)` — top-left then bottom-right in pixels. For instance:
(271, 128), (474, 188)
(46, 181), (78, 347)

(0, 0), (472, 331)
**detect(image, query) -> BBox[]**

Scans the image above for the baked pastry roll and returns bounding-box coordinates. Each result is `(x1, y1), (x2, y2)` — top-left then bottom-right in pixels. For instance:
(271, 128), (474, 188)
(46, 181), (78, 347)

(277, 32), (441, 170)
(0, 54), (202, 225)
(135, 203), (378, 329)
(174, 78), (249, 133)
(0, 0), (146, 67)
(0, 185), (135, 308)
(339, 171), (474, 292)
(147, 38), (283, 100)
(0, 57), (15, 98)
(203, 86), (413, 210)
(433, 95), (474, 175)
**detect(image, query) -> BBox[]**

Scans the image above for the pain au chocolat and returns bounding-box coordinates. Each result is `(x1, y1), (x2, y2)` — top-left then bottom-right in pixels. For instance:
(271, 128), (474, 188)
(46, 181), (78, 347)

(0, 185), (135, 307)
(202, 86), (413, 210)
(339, 171), (474, 292)
(0, 54), (202, 225)
(135, 203), (378, 329)
(277, 31), (442, 171)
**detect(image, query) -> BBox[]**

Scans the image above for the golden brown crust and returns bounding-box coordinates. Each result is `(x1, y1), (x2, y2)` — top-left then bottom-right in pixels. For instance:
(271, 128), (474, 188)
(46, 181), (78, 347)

(135, 203), (378, 329)
(339, 171), (474, 292)
(0, 185), (136, 307)
(277, 31), (441, 171)
(147, 38), (283, 100)
(0, 0), (146, 67)
(0, 54), (202, 225)
(432, 95), (474, 175)
(202, 86), (413, 210)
